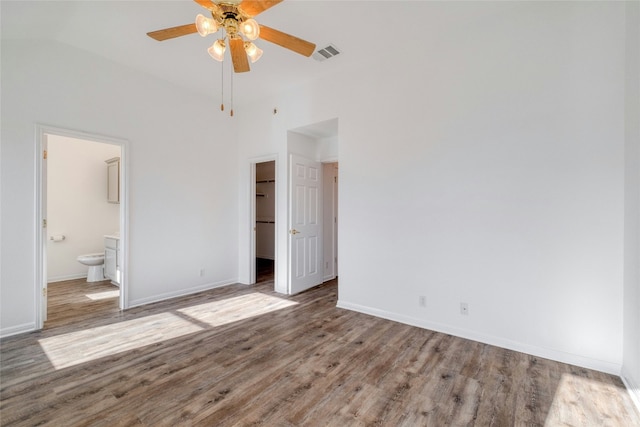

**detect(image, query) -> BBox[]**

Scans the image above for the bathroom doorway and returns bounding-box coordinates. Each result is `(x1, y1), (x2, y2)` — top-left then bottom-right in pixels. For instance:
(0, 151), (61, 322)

(36, 125), (128, 329)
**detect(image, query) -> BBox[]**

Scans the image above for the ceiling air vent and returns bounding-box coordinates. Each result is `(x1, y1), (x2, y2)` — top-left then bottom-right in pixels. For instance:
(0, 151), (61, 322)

(313, 44), (341, 62)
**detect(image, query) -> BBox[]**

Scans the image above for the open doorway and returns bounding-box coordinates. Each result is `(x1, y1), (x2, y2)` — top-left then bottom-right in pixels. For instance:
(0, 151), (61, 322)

(36, 125), (128, 329)
(322, 162), (339, 282)
(255, 160), (276, 284)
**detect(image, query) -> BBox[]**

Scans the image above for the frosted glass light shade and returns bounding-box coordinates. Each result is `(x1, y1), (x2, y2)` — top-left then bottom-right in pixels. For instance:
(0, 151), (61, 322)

(240, 18), (260, 40)
(208, 39), (226, 61)
(244, 42), (263, 63)
(196, 14), (219, 37)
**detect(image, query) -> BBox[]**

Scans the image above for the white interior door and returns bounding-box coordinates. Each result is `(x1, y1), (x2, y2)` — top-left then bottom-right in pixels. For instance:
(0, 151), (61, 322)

(289, 154), (322, 294)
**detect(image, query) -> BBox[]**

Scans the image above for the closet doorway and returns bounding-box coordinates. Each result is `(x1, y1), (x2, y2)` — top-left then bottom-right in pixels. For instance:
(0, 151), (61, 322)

(255, 160), (276, 284)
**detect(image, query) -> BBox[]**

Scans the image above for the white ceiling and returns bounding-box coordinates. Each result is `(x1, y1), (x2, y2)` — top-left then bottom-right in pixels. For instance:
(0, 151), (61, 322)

(0, 1), (394, 106)
(1, 1), (485, 138)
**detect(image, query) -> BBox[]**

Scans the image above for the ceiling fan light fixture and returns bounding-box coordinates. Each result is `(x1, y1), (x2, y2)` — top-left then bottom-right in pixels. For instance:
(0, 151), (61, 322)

(244, 42), (263, 63)
(208, 39), (226, 61)
(196, 14), (219, 37)
(240, 18), (260, 40)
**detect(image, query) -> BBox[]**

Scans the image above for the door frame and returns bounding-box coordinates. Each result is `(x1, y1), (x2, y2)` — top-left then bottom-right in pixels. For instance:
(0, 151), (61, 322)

(248, 154), (278, 288)
(322, 162), (339, 282)
(35, 124), (129, 329)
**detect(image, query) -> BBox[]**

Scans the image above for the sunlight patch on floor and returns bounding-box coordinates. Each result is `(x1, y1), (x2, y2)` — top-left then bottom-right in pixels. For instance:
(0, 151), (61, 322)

(177, 292), (298, 327)
(38, 292), (298, 370)
(85, 290), (119, 300)
(545, 373), (632, 425)
(39, 313), (203, 370)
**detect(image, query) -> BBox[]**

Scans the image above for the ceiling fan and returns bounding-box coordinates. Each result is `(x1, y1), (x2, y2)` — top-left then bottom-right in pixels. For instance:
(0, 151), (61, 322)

(147, 0), (316, 73)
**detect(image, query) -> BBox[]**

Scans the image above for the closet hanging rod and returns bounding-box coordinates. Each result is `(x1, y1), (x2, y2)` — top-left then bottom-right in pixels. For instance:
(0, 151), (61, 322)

(256, 220), (275, 224)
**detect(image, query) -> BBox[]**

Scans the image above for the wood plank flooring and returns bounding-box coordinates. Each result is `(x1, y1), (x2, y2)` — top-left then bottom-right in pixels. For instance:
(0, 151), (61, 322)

(1, 271), (639, 426)
(43, 278), (121, 329)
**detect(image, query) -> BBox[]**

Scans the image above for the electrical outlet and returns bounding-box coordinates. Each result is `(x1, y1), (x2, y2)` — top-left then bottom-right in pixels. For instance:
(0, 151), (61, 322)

(419, 296), (427, 308)
(460, 302), (469, 315)
(199, 268), (205, 277)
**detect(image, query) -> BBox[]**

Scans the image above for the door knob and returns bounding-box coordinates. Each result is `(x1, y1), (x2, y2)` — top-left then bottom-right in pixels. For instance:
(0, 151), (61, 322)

(290, 229), (300, 235)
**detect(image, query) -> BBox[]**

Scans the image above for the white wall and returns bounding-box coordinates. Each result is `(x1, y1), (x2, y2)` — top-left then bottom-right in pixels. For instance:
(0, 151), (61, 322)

(317, 137), (339, 163)
(623, 0), (640, 405)
(288, 131), (319, 159)
(1, 40), (239, 336)
(47, 135), (121, 281)
(236, 2), (628, 373)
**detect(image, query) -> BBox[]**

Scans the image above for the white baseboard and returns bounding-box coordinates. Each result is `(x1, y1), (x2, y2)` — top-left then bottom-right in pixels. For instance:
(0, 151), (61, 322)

(336, 299), (622, 376)
(47, 273), (87, 283)
(128, 278), (238, 308)
(0, 322), (37, 339)
(622, 369), (640, 414)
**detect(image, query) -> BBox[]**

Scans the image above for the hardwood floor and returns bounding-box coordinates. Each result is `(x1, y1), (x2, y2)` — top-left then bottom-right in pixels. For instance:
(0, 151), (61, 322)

(43, 278), (121, 329)
(1, 273), (639, 426)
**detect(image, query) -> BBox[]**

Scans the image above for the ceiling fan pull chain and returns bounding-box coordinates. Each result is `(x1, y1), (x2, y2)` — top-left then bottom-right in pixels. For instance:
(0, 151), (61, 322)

(220, 58), (225, 111)
(230, 66), (234, 117)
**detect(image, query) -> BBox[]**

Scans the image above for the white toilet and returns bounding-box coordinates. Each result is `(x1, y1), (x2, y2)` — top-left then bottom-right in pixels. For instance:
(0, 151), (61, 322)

(77, 253), (105, 282)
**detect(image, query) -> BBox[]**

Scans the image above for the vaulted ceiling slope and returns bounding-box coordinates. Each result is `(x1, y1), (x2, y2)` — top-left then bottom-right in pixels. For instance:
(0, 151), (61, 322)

(1, 1), (493, 107)
(0, 1), (401, 106)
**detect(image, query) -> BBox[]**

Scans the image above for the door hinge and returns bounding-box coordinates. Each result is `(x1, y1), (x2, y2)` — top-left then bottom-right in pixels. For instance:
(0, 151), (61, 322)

(42, 288), (47, 297)
(43, 219), (47, 228)
(43, 150), (48, 160)
(334, 176), (337, 183)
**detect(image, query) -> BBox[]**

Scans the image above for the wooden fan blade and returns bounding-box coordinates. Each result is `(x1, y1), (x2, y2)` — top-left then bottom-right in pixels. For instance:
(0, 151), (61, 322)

(230, 38), (250, 73)
(239, 0), (283, 17)
(147, 23), (197, 41)
(193, 0), (220, 13)
(259, 25), (315, 57)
